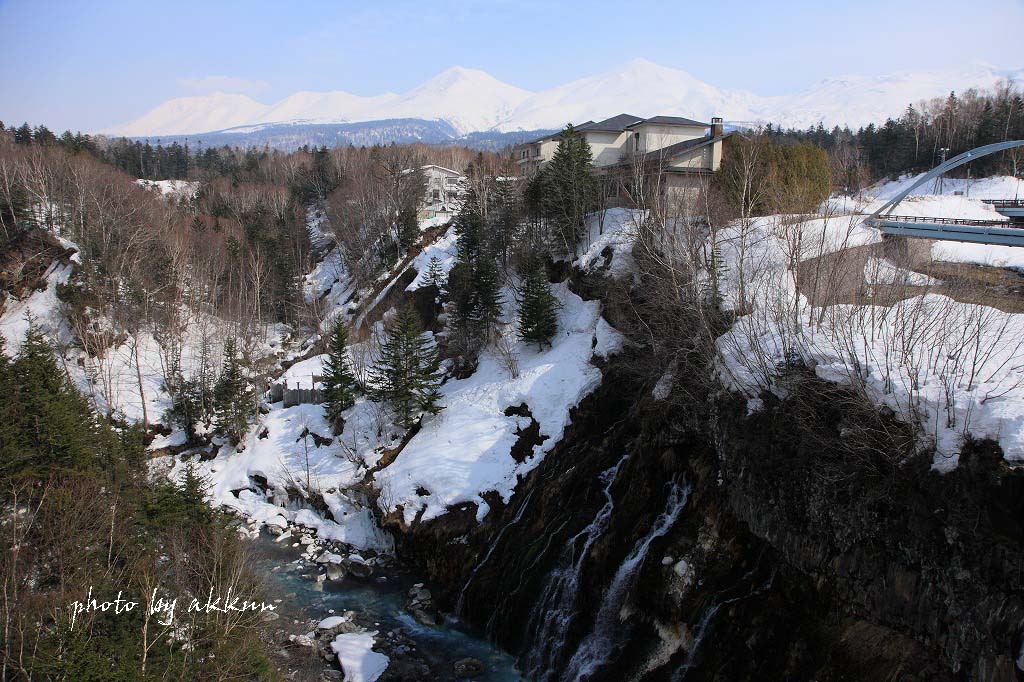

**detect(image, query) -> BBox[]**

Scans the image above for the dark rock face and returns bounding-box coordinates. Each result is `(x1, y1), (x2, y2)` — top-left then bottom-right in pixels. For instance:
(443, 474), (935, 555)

(386, 354), (1024, 681)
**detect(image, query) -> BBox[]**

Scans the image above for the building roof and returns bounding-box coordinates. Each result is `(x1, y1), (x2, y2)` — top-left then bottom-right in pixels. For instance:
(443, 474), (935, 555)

(626, 115), (709, 128)
(420, 164), (462, 176)
(577, 113), (645, 133)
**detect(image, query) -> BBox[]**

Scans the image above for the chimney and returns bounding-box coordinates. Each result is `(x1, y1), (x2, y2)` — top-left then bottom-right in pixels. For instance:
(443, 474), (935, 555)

(711, 117), (723, 138)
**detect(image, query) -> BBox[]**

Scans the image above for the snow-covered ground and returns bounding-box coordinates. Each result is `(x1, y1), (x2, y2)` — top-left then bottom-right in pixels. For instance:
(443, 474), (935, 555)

(406, 222), (458, 291)
(870, 173), (1024, 203)
(136, 179), (199, 201)
(0, 261), (74, 353)
(705, 187), (1024, 471)
(575, 208), (639, 276)
(375, 281), (623, 524)
(331, 631), (389, 682)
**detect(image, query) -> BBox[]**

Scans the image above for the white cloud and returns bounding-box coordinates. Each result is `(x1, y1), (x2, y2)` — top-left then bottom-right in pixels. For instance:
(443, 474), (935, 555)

(176, 75), (270, 95)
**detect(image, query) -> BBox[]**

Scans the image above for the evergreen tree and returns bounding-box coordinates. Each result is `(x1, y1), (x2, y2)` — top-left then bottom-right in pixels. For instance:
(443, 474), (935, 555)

(4, 323), (102, 478)
(424, 256), (447, 293)
(474, 254), (504, 334)
(397, 204), (419, 253)
(213, 338), (254, 444)
(370, 307), (443, 428)
(322, 318), (358, 427)
(13, 122), (32, 145)
(448, 193), (504, 345)
(517, 257), (559, 350)
(541, 124), (597, 255)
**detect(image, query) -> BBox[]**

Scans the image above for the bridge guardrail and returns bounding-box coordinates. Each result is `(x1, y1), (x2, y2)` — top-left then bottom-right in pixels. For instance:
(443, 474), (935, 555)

(877, 215), (1013, 228)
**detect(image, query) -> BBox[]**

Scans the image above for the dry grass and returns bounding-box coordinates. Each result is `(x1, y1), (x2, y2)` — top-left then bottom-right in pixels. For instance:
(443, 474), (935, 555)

(796, 240), (1024, 313)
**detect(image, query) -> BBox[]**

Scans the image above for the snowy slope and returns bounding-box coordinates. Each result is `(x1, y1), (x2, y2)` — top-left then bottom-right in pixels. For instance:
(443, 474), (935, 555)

(494, 58), (764, 132)
(100, 93), (271, 136)
(103, 59), (1022, 137)
(252, 90), (400, 126)
(368, 67), (531, 135)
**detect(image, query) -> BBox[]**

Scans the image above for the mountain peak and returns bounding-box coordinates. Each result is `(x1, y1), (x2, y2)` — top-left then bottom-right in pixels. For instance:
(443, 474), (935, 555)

(102, 59), (1023, 139)
(412, 66), (531, 96)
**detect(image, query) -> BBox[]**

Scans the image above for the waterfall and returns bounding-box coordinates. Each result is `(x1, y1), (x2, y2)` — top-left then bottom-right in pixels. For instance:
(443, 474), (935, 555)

(521, 457), (629, 680)
(454, 487), (536, 617)
(671, 571), (774, 681)
(560, 479), (692, 682)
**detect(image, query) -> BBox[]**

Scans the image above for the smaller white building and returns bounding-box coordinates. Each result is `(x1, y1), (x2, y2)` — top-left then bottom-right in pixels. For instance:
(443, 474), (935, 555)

(420, 164), (465, 219)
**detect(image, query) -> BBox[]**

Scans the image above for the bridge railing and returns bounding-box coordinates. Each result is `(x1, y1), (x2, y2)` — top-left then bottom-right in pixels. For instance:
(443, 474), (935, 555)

(982, 199), (1024, 208)
(877, 215), (1014, 228)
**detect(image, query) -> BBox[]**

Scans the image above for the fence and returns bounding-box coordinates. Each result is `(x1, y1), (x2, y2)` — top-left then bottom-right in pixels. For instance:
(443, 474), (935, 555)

(269, 375), (324, 408)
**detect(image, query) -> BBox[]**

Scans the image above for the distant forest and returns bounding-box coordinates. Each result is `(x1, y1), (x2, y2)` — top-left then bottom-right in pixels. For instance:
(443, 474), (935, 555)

(771, 81), (1024, 191)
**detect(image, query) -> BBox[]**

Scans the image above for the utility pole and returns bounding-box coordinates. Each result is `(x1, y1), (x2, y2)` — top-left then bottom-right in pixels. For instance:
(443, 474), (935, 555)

(936, 147), (950, 194)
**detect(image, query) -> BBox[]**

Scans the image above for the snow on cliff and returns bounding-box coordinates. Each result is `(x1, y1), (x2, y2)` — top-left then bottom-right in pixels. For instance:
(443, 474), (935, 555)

(375, 281), (621, 524)
(711, 190), (1024, 472)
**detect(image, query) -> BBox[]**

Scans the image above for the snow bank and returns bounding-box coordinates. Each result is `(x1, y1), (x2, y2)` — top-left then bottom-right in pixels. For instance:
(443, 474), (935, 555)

(713, 198), (1024, 471)
(576, 208), (639, 276)
(375, 282), (611, 524)
(0, 261), (74, 352)
(157, 399), (394, 551)
(331, 631), (389, 682)
(281, 354), (327, 389)
(406, 223), (457, 291)
(870, 173), (1024, 203)
(136, 179), (199, 200)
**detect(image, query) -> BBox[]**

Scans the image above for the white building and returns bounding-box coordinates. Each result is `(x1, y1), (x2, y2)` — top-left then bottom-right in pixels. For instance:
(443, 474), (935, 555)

(513, 114), (729, 205)
(419, 164), (465, 219)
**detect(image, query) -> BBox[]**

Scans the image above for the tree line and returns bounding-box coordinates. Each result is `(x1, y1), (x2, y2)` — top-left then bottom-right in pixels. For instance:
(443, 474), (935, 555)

(0, 324), (275, 680)
(769, 81), (1024, 192)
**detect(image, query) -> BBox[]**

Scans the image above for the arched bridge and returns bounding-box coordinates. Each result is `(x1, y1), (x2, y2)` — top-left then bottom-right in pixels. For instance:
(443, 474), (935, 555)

(864, 140), (1024, 247)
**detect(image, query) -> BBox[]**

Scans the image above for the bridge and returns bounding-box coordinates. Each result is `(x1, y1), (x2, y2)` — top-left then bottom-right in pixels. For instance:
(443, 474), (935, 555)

(863, 140), (1024, 247)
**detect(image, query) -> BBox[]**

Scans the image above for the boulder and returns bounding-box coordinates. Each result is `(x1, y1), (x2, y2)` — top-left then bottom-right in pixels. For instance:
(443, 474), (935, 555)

(453, 657), (485, 678)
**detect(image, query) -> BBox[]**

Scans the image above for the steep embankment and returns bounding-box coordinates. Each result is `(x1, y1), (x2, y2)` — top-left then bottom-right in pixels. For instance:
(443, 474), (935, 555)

(379, 203), (1024, 681)
(391, 344), (1024, 680)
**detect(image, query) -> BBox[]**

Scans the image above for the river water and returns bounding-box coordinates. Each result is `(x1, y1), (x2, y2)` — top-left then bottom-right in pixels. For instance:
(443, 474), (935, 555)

(249, 529), (524, 681)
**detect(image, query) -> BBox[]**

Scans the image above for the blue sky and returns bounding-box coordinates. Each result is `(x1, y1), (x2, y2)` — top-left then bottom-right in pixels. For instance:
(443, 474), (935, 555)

(1, 0), (1022, 132)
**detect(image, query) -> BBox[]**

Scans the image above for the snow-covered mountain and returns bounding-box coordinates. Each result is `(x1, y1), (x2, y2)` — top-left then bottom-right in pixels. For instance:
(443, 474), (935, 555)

(762, 63), (1024, 131)
(494, 58), (767, 132)
(107, 92), (272, 137)
(366, 66), (532, 134)
(102, 60), (1023, 139)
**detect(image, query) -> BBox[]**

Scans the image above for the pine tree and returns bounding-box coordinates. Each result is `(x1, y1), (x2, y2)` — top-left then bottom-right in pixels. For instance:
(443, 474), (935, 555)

(213, 338), (254, 444)
(397, 204), (419, 253)
(370, 307), (443, 428)
(5, 323), (101, 477)
(322, 318), (358, 427)
(541, 124), (597, 255)
(474, 254), (504, 335)
(448, 193), (504, 344)
(424, 256), (447, 293)
(517, 257), (559, 350)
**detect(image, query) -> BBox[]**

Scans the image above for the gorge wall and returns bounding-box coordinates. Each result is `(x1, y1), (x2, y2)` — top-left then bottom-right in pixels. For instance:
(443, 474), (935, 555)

(384, 345), (1024, 681)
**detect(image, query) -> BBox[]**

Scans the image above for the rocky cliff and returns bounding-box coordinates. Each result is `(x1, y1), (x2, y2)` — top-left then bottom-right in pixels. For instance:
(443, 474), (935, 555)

(384, 341), (1024, 681)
